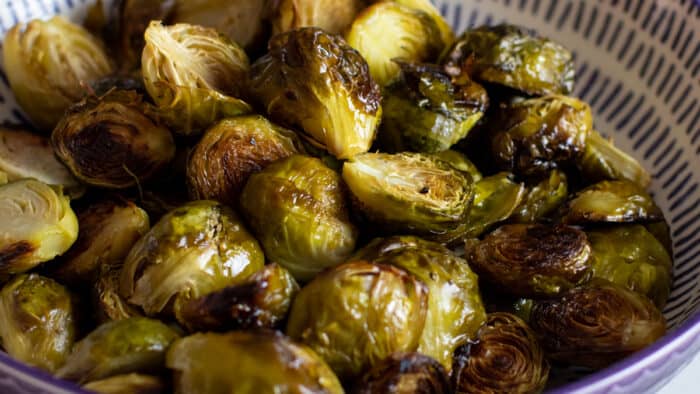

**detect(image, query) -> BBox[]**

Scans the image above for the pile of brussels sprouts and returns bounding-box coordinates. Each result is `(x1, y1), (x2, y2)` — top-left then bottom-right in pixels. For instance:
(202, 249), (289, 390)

(0, 1), (672, 393)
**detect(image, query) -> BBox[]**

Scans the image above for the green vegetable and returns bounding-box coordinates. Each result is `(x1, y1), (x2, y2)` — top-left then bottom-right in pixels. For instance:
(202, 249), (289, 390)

(271, 0), (368, 36)
(354, 352), (450, 394)
(463, 173), (526, 238)
(82, 374), (165, 394)
(577, 130), (651, 188)
(511, 170), (568, 223)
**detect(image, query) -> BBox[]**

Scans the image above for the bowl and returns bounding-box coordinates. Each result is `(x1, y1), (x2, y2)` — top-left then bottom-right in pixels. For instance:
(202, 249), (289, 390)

(1, 0), (700, 393)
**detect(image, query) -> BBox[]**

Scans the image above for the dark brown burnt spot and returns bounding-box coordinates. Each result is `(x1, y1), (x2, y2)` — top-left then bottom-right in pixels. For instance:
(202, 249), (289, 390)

(0, 241), (35, 272)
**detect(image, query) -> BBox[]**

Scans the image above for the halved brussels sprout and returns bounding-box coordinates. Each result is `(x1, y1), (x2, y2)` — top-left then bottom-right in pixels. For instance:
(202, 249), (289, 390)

(530, 280), (666, 369)
(387, 0), (455, 47)
(167, 331), (343, 394)
(352, 236), (486, 371)
(142, 22), (252, 135)
(354, 352), (450, 394)
(0, 180), (78, 275)
(452, 313), (549, 394)
(287, 261), (429, 379)
(3, 16), (114, 131)
(468, 224), (591, 297)
(346, 3), (445, 86)
(119, 201), (264, 317)
(342, 152), (474, 238)
(94, 264), (143, 323)
(463, 173), (526, 238)
(175, 263), (299, 332)
(443, 24), (574, 96)
(434, 150), (482, 182)
(241, 155), (358, 281)
(578, 130), (651, 188)
(83, 374), (165, 394)
(491, 95), (592, 176)
(379, 61), (488, 153)
(0, 274), (76, 373)
(248, 27), (382, 159)
(52, 90), (176, 189)
(57, 317), (181, 383)
(561, 180), (664, 224)
(271, 0), (368, 36)
(186, 116), (304, 205)
(646, 221), (674, 255)
(587, 225), (672, 309)
(511, 170), (568, 223)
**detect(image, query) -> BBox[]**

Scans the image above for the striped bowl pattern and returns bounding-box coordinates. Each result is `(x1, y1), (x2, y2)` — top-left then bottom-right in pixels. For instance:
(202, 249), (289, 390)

(0, 0), (699, 393)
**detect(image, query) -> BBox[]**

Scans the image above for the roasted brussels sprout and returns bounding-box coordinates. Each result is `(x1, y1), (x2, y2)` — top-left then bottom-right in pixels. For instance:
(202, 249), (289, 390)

(3, 16), (114, 131)
(578, 130), (651, 188)
(271, 0), (368, 36)
(352, 236), (486, 370)
(452, 313), (549, 394)
(94, 264), (143, 323)
(249, 27), (381, 159)
(379, 61), (488, 153)
(168, 331), (344, 394)
(343, 152), (474, 238)
(346, 3), (445, 86)
(0, 274), (76, 373)
(388, 0), (455, 47)
(511, 170), (568, 223)
(434, 150), (482, 182)
(142, 22), (252, 135)
(241, 155), (358, 281)
(57, 317), (181, 383)
(353, 352), (450, 394)
(468, 224), (591, 297)
(0, 171), (7, 185)
(463, 173), (526, 238)
(287, 261), (429, 379)
(587, 225), (672, 309)
(186, 116), (304, 205)
(52, 90), (176, 189)
(443, 24), (574, 96)
(530, 280), (666, 369)
(491, 95), (592, 176)
(561, 180), (664, 224)
(83, 374), (165, 394)
(646, 221), (674, 255)
(119, 201), (264, 316)
(0, 180), (78, 275)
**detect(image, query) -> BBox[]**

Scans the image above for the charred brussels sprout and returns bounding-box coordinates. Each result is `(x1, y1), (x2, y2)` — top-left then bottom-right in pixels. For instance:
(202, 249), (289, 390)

(578, 130), (651, 188)
(142, 22), (252, 135)
(379, 61), (488, 153)
(452, 313), (549, 394)
(468, 224), (591, 297)
(0, 180), (78, 275)
(167, 331), (343, 394)
(271, 0), (368, 36)
(186, 116), (304, 205)
(443, 24), (574, 96)
(249, 27), (382, 159)
(83, 374), (165, 394)
(241, 155), (358, 281)
(388, 0), (455, 47)
(0, 274), (76, 373)
(512, 170), (568, 223)
(57, 317), (181, 383)
(287, 261), (429, 379)
(119, 201), (264, 317)
(491, 95), (592, 176)
(587, 225), (672, 309)
(434, 150), (482, 181)
(530, 280), (666, 369)
(561, 180), (663, 224)
(354, 352), (450, 394)
(94, 264), (143, 323)
(464, 173), (526, 238)
(52, 90), (176, 189)
(3, 16), (114, 131)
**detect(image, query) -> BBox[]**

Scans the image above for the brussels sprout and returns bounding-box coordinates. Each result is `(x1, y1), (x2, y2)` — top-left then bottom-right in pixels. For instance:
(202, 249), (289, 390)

(352, 236), (486, 370)
(248, 27), (381, 159)
(468, 224), (591, 297)
(119, 201), (264, 316)
(491, 95), (592, 176)
(346, 3), (445, 87)
(530, 280), (666, 369)
(443, 24), (574, 96)
(57, 317), (181, 383)
(0, 171), (7, 185)
(434, 150), (482, 182)
(241, 155), (358, 281)
(186, 116), (304, 205)
(387, 0), (455, 47)
(52, 90), (176, 189)
(3, 16), (114, 131)
(452, 313), (549, 394)
(379, 61), (488, 153)
(271, 0), (368, 36)
(578, 130), (652, 188)
(0, 274), (76, 373)
(167, 331), (343, 394)
(646, 221), (674, 255)
(511, 170), (568, 223)
(587, 225), (672, 309)
(463, 173), (526, 238)
(142, 22), (252, 135)
(287, 261), (429, 379)
(561, 180), (663, 224)
(0, 127), (84, 198)
(342, 152), (474, 238)
(175, 264), (299, 332)
(94, 264), (143, 323)
(353, 352), (450, 394)
(0, 180), (78, 275)
(83, 374), (165, 394)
